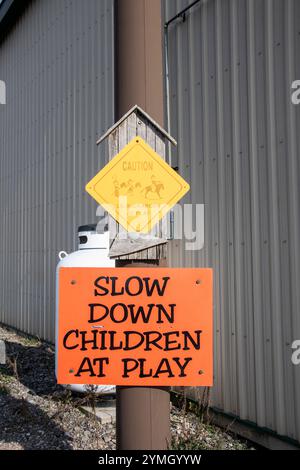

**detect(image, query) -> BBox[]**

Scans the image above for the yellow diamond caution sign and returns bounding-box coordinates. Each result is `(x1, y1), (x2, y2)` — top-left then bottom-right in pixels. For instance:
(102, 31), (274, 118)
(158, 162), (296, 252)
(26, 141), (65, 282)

(85, 136), (190, 233)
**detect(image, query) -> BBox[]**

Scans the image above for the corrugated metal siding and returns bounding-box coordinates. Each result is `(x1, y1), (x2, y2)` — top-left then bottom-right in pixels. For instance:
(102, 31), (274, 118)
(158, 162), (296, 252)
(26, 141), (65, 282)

(0, 0), (114, 342)
(163, 0), (300, 443)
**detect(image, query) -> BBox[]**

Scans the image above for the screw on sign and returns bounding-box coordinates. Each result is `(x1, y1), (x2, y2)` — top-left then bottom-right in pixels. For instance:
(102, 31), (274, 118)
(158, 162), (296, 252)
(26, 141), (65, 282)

(57, 268), (213, 386)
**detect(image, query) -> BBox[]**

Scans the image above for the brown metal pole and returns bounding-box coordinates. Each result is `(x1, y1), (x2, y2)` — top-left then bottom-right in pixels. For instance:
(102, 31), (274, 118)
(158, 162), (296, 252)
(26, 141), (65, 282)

(115, 0), (165, 121)
(116, 299), (171, 451)
(116, 385), (170, 450)
(115, 260), (170, 450)
(115, 0), (170, 451)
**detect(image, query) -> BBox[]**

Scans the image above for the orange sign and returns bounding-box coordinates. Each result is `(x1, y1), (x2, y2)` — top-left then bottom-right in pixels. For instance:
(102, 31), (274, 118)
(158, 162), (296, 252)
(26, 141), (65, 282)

(57, 268), (213, 386)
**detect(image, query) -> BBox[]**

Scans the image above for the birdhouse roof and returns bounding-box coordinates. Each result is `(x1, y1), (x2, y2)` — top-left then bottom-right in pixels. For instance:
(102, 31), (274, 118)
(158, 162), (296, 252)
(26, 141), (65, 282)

(96, 104), (177, 146)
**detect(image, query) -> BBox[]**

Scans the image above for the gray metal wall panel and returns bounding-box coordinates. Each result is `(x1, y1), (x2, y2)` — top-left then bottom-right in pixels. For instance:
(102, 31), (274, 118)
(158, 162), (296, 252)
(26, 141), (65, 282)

(0, 0), (114, 342)
(163, 0), (300, 443)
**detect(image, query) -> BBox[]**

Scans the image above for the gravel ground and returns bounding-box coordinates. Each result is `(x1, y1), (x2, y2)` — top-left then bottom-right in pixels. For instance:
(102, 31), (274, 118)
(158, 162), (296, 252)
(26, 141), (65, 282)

(0, 324), (254, 450)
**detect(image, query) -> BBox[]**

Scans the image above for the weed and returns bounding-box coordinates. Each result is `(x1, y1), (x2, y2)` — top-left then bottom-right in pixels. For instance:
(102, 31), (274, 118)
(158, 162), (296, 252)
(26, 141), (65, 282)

(0, 383), (9, 395)
(22, 336), (41, 347)
(0, 370), (13, 385)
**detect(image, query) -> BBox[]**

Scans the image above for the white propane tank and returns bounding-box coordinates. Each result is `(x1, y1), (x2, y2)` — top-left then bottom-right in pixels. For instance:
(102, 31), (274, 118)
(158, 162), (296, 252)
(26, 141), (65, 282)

(55, 224), (116, 395)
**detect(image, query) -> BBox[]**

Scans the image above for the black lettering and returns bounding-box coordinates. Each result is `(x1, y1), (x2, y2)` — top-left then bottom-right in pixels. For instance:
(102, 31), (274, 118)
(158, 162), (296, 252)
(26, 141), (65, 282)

(93, 358), (109, 377)
(63, 329), (79, 349)
(123, 331), (144, 351)
(173, 357), (192, 377)
(125, 276), (144, 296)
(138, 358), (152, 377)
(182, 330), (202, 350)
(122, 358), (140, 378)
(144, 331), (163, 351)
(94, 276), (109, 296)
(143, 277), (170, 296)
(163, 331), (181, 351)
(88, 303), (109, 323)
(110, 303), (128, 322)
(79, 330), (98, 351)
(97, 330), (108, 350)
(156, 304), (176, 323)
(108, 331), (123, 349)
(127, 304), (154, 323)
(153, 358), (174, 378)
(74, 357), (96, 377)
(111, 276), (124, 296)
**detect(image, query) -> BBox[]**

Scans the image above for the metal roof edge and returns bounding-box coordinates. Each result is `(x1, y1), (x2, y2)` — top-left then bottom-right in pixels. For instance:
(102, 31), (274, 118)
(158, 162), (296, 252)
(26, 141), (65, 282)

(0, 0), (15, 25)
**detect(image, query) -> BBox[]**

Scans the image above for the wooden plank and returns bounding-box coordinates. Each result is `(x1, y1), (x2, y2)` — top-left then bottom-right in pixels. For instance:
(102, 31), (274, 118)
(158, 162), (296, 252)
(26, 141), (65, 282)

(109, 235), (167, 258)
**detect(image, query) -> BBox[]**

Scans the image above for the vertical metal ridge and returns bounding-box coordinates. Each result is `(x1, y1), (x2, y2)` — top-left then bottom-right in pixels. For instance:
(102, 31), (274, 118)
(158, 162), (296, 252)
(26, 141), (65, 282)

(201, 0), (219, 406)
(230, 0), (247, 420)
(265, 0), (286, 435)
(215, 0), (230, 413)
(246, 0), (266, 426)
